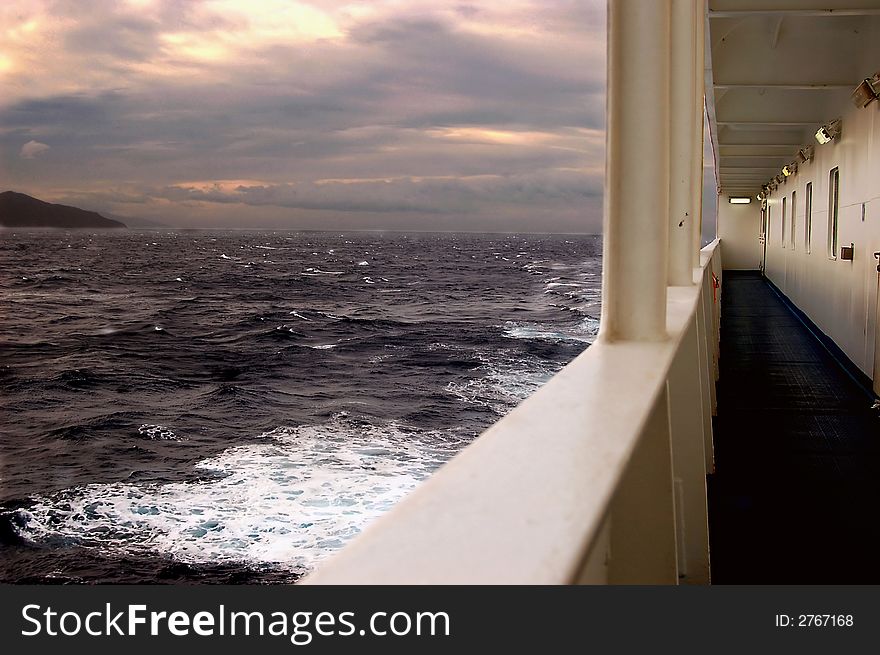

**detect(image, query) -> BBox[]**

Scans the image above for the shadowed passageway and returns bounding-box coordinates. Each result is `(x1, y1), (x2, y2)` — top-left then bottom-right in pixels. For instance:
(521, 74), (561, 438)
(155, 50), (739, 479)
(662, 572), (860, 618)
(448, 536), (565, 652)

(709, 271), (880, 583)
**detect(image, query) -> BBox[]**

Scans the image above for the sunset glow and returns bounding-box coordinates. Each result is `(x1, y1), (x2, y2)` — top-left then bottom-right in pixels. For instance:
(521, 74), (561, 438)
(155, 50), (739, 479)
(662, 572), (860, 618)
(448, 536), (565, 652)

(0, 0), (605, 231)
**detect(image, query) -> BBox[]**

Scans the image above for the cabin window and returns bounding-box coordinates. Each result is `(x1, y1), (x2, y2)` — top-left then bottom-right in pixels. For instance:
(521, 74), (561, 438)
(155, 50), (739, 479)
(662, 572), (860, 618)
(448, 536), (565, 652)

(805, 182), (812, 253)
(781, 196), (787, 248)
(828, 167), (839, 259)
(790, 190), (797, 250)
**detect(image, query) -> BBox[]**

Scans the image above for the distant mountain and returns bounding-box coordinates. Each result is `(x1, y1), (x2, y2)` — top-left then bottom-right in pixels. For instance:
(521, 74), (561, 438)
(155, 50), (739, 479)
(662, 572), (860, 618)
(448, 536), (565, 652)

(0, 191), (126, 229)
(105, 213), (167, 229)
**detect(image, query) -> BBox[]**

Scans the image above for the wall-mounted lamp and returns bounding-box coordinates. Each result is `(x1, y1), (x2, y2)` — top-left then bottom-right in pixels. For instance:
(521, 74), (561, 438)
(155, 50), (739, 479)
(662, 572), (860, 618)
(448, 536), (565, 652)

(852, 73), (880, 108)
(782, 163), (797, 177)
(729, 196), (751, 204)
(797, 145), (814, 163)
(815, 119), (842, 145)
(775, 174), (785, 185)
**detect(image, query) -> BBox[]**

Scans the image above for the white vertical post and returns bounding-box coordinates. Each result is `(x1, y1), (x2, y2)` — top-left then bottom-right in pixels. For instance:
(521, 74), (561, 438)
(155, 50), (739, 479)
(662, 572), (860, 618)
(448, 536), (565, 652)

(691, 0), (706, 268)
(696, 268), (716, 471)
(576, 517), (611, 583)
(609, 388), (678, 583)
(667, 315), (711, 583)
(601, 0), (672, 341)
(668, 0), (698, 286)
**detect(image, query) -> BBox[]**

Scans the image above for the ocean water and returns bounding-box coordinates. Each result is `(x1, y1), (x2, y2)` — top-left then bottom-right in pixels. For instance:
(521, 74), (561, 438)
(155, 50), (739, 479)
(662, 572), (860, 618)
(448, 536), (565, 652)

(0, 230), (601, 583)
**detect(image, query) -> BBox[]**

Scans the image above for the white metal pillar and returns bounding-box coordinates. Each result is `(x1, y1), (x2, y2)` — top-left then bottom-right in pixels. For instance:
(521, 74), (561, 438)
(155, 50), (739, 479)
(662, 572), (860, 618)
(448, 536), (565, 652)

(691, 0), (706, 268)
(600, 0), (672, 341)
(668, 0), (698, 286)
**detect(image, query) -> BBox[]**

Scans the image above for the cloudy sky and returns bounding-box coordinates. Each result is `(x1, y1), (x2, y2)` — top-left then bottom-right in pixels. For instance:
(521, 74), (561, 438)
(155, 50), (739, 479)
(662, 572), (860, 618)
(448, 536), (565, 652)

(0, 0), (612, 231)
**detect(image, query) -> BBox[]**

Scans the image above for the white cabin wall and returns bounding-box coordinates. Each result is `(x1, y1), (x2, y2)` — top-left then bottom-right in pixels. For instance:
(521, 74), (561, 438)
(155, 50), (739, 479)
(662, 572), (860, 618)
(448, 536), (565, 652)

(717, 200), (760, 269)
(763, 99), (880, 377)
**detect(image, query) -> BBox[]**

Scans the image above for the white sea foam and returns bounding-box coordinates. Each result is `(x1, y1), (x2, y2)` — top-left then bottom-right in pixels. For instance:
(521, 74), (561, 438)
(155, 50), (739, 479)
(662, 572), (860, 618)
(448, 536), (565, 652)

(445, 349), (559, 415)
(303, 268), (344, 275)
(502, 316), (599, 344)
(13, 419), (467, 571)
(137, 424), (181, 441)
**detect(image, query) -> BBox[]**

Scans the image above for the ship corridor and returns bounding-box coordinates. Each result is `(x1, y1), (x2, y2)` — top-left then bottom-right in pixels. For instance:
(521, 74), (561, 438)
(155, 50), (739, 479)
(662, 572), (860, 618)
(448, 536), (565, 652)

(708, 271), (880, 583)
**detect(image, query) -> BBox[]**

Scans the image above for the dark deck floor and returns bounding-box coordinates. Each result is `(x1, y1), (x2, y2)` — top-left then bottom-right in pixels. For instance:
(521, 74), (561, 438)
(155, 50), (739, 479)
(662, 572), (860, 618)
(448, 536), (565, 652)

(708, 271), (880, 583)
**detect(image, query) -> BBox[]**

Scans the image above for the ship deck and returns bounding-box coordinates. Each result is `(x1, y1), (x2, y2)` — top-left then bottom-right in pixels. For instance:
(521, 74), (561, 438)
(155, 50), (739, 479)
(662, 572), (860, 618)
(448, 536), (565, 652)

(709, 271), (880, 583)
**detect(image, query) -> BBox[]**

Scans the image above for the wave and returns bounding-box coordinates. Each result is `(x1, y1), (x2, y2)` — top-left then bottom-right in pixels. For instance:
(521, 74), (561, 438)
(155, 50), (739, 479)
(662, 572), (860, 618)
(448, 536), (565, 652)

(9, 416), (469, 571)
(55, 368), (104, 389)
(502, 316), (599, 344)
(302, 268), (344, 276)
(46, 411), (140, 440)
(137, 424), (182, 441)
(445, 348), (560, 415)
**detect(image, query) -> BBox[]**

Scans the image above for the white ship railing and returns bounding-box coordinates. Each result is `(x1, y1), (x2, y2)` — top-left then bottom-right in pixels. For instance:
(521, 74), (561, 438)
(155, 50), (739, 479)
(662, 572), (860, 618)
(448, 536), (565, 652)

(305, 0), (718, 584)
(305, 242), (720, 584)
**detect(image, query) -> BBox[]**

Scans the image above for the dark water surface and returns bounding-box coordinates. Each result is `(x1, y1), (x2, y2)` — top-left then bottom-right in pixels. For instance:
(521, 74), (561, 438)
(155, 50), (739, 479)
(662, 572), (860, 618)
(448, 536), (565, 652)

(0, 230), (601, 583)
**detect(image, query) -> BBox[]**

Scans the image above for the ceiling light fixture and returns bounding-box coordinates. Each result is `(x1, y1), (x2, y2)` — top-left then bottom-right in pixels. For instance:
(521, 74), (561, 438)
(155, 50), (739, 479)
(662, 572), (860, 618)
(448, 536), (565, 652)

(797, 145), (814, 163)
(729, 197), (752, 204)
(815, 119), (842, 145)
(852, 72), (880, 108)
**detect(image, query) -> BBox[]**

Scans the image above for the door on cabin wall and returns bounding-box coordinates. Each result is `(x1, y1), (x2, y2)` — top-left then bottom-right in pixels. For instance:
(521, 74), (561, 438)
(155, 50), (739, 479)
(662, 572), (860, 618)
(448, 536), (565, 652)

(760, 203), (768, 273)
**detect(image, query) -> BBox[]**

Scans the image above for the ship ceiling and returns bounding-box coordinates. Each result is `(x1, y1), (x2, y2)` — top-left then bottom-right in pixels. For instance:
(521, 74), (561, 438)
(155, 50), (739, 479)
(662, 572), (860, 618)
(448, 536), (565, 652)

(707, 0), (880, 194)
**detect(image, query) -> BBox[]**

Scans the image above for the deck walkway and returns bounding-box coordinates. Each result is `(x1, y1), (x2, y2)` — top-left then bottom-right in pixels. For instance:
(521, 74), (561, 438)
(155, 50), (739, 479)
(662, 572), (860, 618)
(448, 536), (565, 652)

(708, 271), (880, 583)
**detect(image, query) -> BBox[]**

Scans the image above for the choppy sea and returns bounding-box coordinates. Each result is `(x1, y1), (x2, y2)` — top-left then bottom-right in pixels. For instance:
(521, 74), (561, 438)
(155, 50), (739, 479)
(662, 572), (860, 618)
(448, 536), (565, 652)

(0, 230), (601, 583)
